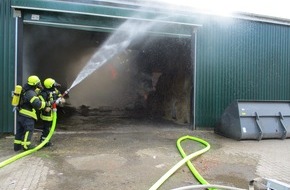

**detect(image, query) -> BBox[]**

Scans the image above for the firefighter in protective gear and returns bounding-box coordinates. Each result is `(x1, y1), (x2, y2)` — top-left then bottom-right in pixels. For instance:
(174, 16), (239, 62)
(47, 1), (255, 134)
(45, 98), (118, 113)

(14, 75), (47, 151)
(39, 78), (65, 147)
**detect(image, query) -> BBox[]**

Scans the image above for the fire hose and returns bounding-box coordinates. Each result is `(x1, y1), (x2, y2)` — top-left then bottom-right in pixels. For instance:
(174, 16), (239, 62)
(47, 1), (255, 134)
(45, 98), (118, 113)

(149, 136), (248, 190)
(0, 103), (58, 168)
(0, 88), (70, 169)
(149, 135), (211, 190)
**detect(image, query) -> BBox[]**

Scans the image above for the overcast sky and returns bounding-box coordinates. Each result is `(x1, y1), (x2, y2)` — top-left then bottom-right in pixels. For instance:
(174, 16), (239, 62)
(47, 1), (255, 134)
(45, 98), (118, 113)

(159, 0), (290, 19)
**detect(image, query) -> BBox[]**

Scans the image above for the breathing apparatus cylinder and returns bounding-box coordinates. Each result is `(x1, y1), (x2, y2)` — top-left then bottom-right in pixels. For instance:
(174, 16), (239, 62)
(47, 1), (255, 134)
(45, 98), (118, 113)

(11, 85), (22, 107)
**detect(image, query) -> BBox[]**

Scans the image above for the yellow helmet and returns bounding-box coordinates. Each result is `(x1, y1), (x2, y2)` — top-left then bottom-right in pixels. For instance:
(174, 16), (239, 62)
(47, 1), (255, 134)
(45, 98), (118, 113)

(27, 75), (41, 86)
(44, 78), (56, 89)
(44, 78), (60, 89)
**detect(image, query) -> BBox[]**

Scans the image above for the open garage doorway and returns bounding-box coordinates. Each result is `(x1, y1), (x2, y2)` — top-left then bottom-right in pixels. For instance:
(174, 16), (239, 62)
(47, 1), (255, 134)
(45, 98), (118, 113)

(21, 24), (195, 130)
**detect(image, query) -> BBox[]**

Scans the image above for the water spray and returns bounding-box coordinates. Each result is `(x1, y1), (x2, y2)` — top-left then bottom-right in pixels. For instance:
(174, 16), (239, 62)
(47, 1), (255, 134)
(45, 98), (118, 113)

(67, 18), (160, 91)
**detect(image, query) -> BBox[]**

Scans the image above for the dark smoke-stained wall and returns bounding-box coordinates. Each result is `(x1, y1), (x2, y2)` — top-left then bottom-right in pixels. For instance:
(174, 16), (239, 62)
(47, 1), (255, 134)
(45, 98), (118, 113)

(23, 25), (193, 124)
(141, 38), (192, 124)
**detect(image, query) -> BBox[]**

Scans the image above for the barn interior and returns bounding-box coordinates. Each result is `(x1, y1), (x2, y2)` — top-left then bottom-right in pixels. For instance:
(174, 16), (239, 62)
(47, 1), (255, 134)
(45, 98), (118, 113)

(22, 24), (194, 129)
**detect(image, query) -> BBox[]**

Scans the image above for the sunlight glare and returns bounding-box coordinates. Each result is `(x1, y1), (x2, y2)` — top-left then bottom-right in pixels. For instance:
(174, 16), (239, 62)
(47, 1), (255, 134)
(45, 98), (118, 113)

(156, 0), (290, 19)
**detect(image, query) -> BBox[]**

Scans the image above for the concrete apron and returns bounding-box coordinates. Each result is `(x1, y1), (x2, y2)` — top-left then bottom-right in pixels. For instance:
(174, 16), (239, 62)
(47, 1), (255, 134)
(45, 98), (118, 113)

(1, 124), (290, 190)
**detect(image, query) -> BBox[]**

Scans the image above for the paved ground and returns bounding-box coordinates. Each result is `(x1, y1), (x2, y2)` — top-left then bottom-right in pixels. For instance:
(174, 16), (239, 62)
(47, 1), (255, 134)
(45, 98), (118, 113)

(1, 117), (290, 190)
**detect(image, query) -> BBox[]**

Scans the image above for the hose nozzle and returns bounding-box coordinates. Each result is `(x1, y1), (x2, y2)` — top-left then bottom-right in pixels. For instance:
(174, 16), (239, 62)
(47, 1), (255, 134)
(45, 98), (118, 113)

(62, 89), (70, 97)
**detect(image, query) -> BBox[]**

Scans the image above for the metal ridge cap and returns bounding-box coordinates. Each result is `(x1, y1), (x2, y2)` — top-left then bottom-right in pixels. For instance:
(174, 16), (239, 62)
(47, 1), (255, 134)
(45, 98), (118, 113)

(23, 20), (192, 37)
(233, 12), (290, 26)
(13, 6), (201, 26)
(11, 0), (202, 24)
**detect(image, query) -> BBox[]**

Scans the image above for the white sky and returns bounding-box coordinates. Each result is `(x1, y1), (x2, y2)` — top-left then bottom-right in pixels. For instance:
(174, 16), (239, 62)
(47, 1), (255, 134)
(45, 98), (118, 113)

(158, 0), (290, 19)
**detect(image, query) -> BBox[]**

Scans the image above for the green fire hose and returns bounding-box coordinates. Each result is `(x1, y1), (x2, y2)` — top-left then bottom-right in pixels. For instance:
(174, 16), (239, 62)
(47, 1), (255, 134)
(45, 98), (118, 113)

(0, 107), (58, 168)
(149, 135), (211, 190)
(177, 135), (211, 185)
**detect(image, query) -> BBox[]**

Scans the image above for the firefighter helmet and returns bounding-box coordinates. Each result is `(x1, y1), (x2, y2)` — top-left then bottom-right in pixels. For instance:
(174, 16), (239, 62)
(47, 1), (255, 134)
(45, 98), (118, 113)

(27, 75), (41, 86)
(44, 78), (60, 89)
(44, 78), (56, 89)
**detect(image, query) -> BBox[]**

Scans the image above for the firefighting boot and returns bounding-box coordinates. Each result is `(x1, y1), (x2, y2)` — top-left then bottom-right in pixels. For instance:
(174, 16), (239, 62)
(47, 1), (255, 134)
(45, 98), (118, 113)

(23, 144), (36, 151)
(14, 143), (22, 151)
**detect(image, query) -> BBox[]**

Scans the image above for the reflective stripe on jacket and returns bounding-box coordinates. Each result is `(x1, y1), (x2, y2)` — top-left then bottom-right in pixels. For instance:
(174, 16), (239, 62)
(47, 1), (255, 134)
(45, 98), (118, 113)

(40, 88), (60, 121)
(40, 111), (53, 121)
(19, 87), (46, 120)
(19, 108), (37, 120)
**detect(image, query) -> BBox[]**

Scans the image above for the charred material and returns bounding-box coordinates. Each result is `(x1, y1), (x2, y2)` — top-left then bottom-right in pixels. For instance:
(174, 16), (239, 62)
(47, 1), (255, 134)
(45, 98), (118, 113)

(24, 25), (193, 127)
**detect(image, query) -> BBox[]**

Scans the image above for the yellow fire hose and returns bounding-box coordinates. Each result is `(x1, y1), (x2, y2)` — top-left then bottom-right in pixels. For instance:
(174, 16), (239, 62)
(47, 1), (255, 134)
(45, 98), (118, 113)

(1, 115), (243, 190)
(0, 107), (58, 168)
(177, 136), (212, 186)
(149, 135), (211, 190)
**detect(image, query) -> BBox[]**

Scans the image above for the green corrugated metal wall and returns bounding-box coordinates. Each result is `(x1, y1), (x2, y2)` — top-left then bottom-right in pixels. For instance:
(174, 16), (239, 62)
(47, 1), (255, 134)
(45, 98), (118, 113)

(2, 1), (290, 132)
(0, 0), (15, 133)
(196, 16), (290, 127)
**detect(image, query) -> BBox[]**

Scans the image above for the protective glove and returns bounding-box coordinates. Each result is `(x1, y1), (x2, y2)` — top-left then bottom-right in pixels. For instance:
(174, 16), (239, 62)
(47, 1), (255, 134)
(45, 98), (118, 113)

(45, 107), (51, 112)
(56, 97), (65, 107)
(60, 97), (66, 104)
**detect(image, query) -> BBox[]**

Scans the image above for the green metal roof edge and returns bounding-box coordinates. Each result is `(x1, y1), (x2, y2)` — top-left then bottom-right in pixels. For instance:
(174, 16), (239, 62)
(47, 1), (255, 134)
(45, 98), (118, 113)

(11, 0), (201, 27)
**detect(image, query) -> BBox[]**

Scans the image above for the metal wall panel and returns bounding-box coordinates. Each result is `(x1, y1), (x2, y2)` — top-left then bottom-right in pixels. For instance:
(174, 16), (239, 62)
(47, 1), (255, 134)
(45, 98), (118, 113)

(5, 0), (290, 130)
(196, 16), (290, 128)
(0, 0), (15, 133)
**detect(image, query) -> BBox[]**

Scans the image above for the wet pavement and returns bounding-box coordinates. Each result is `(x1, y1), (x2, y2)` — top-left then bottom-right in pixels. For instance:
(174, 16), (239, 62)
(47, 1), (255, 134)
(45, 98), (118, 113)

(1, 117), (290, 190)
